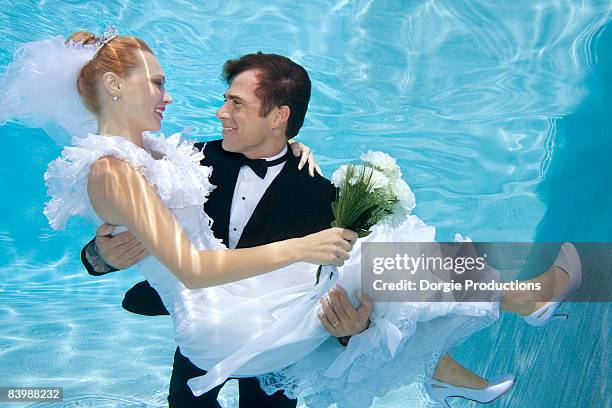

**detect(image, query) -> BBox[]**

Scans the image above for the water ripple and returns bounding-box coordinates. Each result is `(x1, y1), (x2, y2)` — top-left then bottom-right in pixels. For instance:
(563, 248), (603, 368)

(0, 1), (610, 405)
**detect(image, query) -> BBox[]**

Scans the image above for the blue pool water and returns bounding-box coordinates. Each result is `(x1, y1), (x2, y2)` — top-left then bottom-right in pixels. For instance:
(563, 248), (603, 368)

(0, 1), (610, 407)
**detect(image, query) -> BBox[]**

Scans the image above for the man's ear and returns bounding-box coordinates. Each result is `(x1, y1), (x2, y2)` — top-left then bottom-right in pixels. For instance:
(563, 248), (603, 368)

(101, 71), (122, 98)
(273, 105), (291, 128)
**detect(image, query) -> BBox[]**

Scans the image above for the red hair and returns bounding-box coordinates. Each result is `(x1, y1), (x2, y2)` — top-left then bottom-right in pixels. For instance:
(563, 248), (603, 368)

(67, 31), (154, 114)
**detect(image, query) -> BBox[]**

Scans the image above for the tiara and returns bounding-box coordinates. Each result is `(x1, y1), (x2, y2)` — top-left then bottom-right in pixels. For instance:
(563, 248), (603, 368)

(65, 24), (119, 55)
(93, 24), (119, 48)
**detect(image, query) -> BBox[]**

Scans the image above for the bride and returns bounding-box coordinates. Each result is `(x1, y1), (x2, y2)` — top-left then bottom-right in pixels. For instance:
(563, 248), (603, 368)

(1, 29), (582, 408)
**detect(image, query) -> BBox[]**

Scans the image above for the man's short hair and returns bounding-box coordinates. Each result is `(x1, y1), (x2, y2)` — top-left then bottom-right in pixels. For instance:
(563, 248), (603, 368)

(222, 52), (311, 138)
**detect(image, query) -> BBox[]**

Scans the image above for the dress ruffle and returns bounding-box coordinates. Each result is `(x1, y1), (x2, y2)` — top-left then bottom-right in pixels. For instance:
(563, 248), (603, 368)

(43, 132), (214, 230)
(258, 309), (496, 408)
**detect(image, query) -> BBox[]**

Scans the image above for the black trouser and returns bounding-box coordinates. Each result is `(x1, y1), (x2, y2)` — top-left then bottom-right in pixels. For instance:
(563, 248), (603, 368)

(168, 347), (298, 408)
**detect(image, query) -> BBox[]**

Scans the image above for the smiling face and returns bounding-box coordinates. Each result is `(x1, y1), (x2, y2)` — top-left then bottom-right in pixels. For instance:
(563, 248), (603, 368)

(119, 51), (173, 133)
(215, 69), (279, 157)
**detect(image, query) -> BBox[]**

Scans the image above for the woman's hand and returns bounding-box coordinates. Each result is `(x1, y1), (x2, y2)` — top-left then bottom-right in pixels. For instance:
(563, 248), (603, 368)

(298, 227), (358, 266)
(289, 139), (322, 177)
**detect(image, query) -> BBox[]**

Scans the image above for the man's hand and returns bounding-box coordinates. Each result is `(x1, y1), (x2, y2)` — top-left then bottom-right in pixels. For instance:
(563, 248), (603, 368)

(318, 285), (373, 338)
(95, 223), (149, 270)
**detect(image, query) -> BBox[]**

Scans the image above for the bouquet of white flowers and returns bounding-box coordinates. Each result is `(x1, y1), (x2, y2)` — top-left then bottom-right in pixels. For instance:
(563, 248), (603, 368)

(316, 151), (416, 283)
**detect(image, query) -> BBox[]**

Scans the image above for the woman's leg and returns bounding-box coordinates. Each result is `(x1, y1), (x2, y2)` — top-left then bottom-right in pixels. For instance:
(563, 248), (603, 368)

(500, 264), (570, 315)
(427, 248), (575, 393)
(432, 353), (488, 389)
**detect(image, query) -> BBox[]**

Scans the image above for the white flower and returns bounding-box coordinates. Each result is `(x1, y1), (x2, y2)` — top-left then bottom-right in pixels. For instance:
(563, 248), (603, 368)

(332, 164), (390, 192)
(390, 178), (415, 211)
(331, 164), (349, 188)
(363, 166), (391, 191)
(360, 150), (402, 179)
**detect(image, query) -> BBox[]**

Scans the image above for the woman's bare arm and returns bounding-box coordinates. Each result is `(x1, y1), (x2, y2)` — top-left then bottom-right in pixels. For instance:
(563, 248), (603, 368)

(87, 157), (354, 289)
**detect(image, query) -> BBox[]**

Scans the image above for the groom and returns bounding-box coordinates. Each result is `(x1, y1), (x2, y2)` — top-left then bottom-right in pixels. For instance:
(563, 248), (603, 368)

(80, 52), (373, 407)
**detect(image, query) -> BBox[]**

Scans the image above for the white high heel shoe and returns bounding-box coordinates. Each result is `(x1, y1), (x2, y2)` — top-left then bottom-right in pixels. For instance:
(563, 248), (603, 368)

(425, 374), (515, 407)
(523, 242), (582, 327)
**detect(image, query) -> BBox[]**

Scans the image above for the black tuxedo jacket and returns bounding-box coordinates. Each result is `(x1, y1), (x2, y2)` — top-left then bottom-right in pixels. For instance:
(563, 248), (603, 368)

(81, 139), (336, 316)
(202, 140), (336, 248)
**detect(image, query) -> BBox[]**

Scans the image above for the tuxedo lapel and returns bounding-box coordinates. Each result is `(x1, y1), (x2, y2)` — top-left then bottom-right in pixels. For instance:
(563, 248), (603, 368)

(201, 142), (240, 247)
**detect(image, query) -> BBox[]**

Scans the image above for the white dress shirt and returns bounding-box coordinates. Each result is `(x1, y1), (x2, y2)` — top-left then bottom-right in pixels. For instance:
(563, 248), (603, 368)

(228, 145), (288, 249)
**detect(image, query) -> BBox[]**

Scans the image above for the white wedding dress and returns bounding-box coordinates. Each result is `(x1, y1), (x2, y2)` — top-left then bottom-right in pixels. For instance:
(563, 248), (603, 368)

(45, 132), (500, 407)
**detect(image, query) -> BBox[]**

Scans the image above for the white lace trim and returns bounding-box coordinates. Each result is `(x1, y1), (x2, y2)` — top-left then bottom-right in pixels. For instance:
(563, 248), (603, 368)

(44, 132), (214, 230)
(257, 312), (497, 407)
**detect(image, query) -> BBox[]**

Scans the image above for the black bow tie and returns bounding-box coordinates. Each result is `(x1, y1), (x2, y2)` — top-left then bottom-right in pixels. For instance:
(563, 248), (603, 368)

(236, 148), (292, 179)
